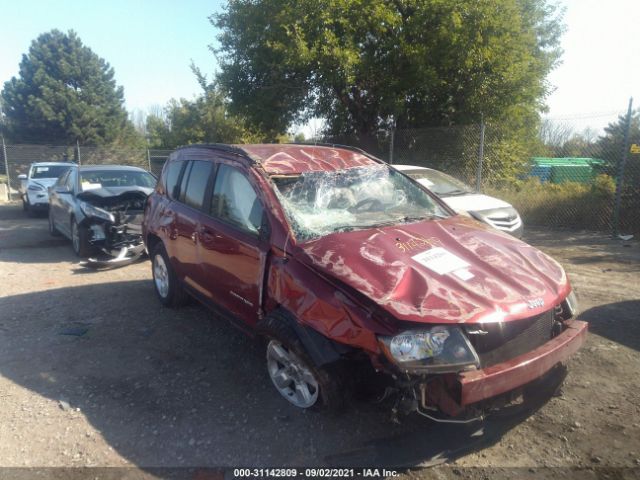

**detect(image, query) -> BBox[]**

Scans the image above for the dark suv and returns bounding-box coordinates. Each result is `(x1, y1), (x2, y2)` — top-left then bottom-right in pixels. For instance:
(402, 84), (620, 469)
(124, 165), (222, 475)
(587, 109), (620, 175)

(142, 144), (586, 419)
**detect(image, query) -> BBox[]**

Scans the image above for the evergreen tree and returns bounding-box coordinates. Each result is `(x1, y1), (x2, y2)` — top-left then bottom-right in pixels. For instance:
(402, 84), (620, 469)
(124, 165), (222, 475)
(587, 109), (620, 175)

(1, 30), (139, 145)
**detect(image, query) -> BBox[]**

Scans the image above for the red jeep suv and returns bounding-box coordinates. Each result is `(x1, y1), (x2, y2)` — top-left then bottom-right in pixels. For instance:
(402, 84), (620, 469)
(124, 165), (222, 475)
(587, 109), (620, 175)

(142, 144), (587, 420)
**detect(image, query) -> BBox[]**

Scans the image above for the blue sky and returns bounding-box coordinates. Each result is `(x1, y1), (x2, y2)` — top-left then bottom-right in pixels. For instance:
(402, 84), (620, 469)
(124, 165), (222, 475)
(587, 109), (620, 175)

(0, 0), (638, 133)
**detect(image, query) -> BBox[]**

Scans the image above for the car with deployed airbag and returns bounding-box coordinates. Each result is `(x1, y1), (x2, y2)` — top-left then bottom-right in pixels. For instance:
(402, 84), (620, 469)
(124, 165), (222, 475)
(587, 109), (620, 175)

(142, 144), (586, 421)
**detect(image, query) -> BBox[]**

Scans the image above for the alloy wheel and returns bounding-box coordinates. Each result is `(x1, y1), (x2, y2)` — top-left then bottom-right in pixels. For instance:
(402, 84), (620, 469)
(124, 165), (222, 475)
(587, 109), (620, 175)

(153, 253), (170, 299)
(267, 340), (319, 408)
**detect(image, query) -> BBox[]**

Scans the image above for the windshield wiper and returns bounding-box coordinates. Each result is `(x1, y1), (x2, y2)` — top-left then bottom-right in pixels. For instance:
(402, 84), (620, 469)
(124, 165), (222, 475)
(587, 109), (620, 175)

(332, 220), (398, 232)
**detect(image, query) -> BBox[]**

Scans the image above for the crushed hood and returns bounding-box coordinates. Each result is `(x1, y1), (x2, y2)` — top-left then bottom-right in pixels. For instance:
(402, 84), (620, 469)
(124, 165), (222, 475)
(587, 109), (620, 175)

(297, 216), (568, 325)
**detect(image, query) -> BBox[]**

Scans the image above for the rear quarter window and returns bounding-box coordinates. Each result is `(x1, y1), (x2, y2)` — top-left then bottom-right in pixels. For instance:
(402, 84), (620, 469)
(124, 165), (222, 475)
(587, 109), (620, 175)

(164, 161), (184, 200)
(182, 161), (214, 210)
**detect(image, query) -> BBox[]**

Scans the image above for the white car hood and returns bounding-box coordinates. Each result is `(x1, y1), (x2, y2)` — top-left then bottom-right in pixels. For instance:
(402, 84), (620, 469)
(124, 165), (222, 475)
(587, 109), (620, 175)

(440, 193), (513, 213)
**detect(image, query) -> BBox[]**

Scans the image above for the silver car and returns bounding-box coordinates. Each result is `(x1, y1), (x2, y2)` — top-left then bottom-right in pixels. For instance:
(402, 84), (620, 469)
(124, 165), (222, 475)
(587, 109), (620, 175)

(392, 164), (523, 237)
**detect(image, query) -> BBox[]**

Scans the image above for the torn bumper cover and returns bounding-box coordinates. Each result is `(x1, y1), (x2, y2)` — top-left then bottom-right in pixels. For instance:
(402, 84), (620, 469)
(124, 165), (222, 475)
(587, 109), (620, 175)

(457, 319), (587, 406)
(77, 187), (151, 269)
(414, 320), (588, 419)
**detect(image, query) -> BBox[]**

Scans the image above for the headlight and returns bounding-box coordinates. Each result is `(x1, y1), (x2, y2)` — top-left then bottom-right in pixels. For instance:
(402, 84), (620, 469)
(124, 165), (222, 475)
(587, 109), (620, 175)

(79, 201), (115, 222)
(379, 326), (479, 373)
(28, 184), (44, 191)
(563, 290), (579, 317)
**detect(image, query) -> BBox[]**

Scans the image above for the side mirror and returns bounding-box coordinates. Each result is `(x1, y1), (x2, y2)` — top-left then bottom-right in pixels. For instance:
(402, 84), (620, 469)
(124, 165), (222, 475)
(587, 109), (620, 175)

(54, 186), (71, 194)
(18, 174), (27, 180)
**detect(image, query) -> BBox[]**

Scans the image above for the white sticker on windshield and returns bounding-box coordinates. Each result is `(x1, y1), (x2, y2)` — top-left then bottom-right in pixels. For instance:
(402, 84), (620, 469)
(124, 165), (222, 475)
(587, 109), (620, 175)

(453, 268), (474, 281)
(411, 247), (470, 275)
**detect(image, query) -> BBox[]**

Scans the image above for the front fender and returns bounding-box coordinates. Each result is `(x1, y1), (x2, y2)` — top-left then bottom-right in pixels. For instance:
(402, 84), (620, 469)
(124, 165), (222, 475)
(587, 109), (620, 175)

(266, 253), (392, 356)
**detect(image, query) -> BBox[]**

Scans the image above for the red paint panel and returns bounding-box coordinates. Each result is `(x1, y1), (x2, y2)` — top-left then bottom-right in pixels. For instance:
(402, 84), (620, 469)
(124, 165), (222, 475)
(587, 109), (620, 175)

(300, 216), (570, 325)
(238, 144), (377, 174)
(458, 320), (588, 406)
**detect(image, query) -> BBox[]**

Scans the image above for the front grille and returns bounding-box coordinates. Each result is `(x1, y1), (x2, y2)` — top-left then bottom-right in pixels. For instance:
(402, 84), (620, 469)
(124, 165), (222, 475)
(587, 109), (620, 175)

(467, 310), (555, 368)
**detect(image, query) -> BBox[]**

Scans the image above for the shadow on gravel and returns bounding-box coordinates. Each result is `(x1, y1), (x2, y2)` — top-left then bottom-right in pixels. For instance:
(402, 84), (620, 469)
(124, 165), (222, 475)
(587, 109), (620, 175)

(0, 281), (555, 468)
(580, 300), (640, 352)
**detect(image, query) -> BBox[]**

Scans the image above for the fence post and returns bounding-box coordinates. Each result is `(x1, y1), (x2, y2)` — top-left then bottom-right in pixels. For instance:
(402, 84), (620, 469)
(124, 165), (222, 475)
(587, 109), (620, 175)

(146, 148), (152, 171)
(76, 140), (81, 166)
(2, 136), (10, 201)
(476, 115), (485, 193)
(612, 97), (633, 237)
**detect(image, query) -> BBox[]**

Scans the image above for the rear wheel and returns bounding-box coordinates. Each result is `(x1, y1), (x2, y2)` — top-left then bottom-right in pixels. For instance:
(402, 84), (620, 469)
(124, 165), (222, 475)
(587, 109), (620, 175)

(151, 243), (188, 307)
(70, 218), (92, 257)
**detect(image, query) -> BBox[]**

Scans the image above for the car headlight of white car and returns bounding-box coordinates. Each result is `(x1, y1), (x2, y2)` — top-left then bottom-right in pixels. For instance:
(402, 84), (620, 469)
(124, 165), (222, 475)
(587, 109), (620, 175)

(28, 184), (45, 191)
(79, 201), (115, 223)
(379, 326), (479, 372)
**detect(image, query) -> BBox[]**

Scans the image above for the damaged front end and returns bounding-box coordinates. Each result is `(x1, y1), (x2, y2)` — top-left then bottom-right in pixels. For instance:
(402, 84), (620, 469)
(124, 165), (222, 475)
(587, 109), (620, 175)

(375, 293), (587, 423)
(77, 188), (151, 268)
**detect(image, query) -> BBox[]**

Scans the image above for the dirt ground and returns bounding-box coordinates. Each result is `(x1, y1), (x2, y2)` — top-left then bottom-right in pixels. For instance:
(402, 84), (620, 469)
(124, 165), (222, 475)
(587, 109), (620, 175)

(0, 201), (639, 477)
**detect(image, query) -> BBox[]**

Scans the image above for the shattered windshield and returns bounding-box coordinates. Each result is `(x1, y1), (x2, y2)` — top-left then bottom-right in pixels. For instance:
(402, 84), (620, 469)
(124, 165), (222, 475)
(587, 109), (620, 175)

(273, 164), (449, 241)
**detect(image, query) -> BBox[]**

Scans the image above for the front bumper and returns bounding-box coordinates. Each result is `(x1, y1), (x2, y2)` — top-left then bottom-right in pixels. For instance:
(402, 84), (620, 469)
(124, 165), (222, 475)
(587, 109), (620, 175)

(458, 319), (587, 406)
(26, 190), (49, 208)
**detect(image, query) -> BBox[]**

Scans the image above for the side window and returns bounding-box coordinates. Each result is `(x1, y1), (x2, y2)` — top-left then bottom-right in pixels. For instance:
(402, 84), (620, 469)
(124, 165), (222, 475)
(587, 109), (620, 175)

(182, 161), (214, 210)
(164, 161), (184, 200)
(211, 165), (263, 235)
(178, 162), (193, 203)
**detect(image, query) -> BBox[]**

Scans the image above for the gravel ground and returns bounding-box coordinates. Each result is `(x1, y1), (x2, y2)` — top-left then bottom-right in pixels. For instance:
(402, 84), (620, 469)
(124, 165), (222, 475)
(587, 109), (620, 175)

(0, 202), (639, 477)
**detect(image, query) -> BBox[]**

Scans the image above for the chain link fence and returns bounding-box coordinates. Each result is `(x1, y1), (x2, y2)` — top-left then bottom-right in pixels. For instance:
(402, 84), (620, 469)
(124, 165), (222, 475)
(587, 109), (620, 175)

(321, 110), (640, 236)
(1, 108), (639, 235)
(0, 143), (172, 201)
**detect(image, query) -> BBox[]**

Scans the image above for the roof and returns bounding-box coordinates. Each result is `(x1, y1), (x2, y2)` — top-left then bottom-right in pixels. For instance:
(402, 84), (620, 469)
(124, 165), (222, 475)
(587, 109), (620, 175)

(30, 162), (76, 167)
(235, 144), (379, 175)
(73, 164), (149, 172)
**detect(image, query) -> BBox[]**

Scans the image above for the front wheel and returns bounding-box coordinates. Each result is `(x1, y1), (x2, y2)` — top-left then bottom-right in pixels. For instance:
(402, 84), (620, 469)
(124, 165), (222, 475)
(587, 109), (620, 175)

(71, 218), (92, 257)
(48, 209), (60, 236)
(261, 312), (346, 411)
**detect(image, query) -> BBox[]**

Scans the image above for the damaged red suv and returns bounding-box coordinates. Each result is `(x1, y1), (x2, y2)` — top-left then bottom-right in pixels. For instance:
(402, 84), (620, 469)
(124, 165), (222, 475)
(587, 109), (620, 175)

(142, 144), (587, 420)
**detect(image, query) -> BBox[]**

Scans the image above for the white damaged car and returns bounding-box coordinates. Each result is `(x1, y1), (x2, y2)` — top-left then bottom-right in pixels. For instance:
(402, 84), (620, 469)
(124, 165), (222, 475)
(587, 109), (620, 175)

(392, 164), (523, 237)
(18, 162), (74, 214)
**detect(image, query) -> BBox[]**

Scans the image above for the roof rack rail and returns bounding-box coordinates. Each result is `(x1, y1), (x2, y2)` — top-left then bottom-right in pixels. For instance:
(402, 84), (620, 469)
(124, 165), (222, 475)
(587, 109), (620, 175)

(174, 143), (248, 157)
(285, 142), (389, 164)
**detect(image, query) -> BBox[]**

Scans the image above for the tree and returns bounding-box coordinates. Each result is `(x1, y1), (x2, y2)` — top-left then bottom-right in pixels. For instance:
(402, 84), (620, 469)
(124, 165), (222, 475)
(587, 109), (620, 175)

(1, 30), (139, 145)
(597, 110), (640, 169)
(213, 0), (564, 138)
(146, 68), (261, 148)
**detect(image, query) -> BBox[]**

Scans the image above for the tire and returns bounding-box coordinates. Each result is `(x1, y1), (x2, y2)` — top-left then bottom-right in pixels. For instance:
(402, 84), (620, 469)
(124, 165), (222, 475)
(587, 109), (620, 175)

(70, 217), (92, 257)
(259, 311), (347, 411)
(151, 243), (188, 308)
(48, 209), (60, 236)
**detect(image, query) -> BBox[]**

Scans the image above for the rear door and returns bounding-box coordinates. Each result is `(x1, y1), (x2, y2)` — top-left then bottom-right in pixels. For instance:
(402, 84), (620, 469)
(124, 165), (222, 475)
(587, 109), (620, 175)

(166, 160), (215, 290)
(197, 163), (268, 327)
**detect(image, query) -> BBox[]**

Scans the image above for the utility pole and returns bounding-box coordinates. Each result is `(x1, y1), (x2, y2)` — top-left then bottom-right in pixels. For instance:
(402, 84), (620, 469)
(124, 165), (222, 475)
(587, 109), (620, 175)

(2, 136), (10, 201)
(476, 114), (485, 193)
(612, 97), (634, 236)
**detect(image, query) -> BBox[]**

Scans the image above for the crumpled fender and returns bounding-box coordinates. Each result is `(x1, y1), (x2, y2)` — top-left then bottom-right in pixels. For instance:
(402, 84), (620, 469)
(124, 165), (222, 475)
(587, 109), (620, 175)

(266, 250), (395, 358)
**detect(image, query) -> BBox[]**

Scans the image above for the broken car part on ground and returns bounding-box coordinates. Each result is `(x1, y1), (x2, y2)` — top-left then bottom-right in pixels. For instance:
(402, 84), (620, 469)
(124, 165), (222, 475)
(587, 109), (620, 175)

(142, 143), (587, 421)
